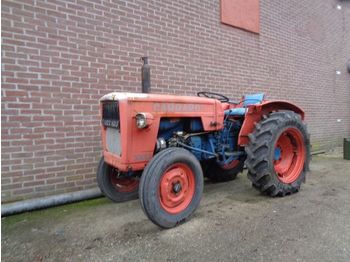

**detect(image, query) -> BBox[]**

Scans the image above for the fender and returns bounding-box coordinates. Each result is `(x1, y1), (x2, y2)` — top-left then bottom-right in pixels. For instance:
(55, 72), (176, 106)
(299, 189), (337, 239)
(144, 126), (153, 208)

(237, 101), (305, 145)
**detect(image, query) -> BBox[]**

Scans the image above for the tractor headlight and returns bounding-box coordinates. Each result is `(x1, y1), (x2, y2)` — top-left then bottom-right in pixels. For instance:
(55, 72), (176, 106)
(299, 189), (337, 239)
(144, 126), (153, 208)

(136, 113), (147, 129)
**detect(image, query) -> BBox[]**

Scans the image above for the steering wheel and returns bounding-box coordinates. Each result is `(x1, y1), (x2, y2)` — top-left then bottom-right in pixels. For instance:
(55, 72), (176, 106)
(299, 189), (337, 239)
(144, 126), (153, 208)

(197, 91), (229, 102)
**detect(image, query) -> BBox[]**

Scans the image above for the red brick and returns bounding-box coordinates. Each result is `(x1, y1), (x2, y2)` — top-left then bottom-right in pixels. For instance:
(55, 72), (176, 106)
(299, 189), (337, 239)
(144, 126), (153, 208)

(13, 176), (34, 183)
(2, 183), (22, 190)
(24, 180), (45, 187)
(34, 185), (55, 192)
(47, 177), (65, 184)
(13, 188), (34, 195)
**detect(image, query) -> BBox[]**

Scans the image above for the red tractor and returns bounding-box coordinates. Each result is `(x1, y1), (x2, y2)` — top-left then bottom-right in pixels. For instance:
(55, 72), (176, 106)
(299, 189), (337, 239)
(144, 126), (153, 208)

(97, 90), (310, 228)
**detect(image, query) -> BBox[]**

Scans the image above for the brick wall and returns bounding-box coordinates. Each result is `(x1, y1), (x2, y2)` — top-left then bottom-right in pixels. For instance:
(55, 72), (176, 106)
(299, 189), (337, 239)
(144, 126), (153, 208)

(2, 0), (350, 202)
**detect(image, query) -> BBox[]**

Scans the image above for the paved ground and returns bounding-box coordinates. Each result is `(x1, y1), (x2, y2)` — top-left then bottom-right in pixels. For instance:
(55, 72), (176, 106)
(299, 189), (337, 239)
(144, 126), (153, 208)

(2, 153), (350, 262)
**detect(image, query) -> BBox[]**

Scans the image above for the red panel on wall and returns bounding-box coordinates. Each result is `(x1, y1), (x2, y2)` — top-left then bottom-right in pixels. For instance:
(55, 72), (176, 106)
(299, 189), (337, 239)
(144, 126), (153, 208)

(221, 0), (260, 34)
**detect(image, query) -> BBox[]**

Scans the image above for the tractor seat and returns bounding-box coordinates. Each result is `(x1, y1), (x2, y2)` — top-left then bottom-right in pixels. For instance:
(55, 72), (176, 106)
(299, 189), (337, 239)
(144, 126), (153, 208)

(225, 93), (265, 116)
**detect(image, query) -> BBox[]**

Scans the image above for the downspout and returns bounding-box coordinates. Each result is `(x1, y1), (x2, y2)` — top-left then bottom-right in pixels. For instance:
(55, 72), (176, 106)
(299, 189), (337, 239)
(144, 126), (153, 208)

(1, 188), (102, 217)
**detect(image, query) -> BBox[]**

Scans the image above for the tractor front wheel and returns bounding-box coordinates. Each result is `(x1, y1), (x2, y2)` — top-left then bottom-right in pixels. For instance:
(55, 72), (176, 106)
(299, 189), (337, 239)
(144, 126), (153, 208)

(245, 111), (310, 197)
(97, 157), (139, 202)
(139, 148), (204, 228)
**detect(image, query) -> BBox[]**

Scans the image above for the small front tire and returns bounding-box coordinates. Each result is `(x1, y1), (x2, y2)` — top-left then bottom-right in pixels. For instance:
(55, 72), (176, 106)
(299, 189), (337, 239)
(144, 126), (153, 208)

(96, 157), (139, 202)
(139, 148), (204, 228)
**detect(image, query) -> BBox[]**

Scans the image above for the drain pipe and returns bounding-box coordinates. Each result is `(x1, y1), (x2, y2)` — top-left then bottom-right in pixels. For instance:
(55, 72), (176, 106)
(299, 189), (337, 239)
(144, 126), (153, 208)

(1, 188), (102, 217)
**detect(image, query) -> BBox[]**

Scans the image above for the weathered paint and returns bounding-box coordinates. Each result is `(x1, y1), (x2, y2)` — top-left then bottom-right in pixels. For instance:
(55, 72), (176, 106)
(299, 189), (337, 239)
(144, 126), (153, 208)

(237, 101), (305, 145)
(101, 92), (305, 172)
(101, 93), (225, 171)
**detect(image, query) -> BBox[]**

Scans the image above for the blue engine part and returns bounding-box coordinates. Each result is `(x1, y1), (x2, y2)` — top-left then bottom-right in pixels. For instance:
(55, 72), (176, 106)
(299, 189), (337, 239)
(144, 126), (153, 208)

(187, 135), (216, 160)
(158, 118), (184, 140)
(185, 122), (243, 163)
(158, 118), (203, 140)
(189, 118), (203, 132)
(158, 117), (245, 164)
(215, 118), (245, 165)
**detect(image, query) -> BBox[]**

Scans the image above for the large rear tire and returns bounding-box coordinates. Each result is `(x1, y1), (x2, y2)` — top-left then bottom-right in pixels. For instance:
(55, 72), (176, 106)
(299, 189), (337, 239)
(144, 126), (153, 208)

(97, 157), (139, 202)
(245, 111), (310, 197)
(139, 148), (204, 228)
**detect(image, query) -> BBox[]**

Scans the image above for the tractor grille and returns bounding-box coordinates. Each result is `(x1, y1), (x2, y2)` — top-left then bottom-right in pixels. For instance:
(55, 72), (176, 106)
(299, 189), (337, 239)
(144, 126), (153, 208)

(106, 127), (121, 155)
(102, 102), (121, 155)
(102, 102), (120, 129)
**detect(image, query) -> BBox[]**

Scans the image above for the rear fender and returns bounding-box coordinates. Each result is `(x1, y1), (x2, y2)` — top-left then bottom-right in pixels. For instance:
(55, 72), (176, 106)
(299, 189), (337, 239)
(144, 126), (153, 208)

(238, 101), (305, 146)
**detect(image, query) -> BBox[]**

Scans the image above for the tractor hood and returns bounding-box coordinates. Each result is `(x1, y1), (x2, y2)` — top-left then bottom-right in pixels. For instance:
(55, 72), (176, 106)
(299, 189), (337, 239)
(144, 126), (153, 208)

(99, 92), (217, 104)
(100, 92), (149, 101)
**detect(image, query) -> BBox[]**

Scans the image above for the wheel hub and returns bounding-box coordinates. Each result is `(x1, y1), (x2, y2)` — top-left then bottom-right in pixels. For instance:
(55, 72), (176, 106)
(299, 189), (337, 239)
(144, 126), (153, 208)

(274, 128), (306, 183)
(172, 182), (182, 194)
(159, 163), (195, 214)
(274, 147), (282, 160)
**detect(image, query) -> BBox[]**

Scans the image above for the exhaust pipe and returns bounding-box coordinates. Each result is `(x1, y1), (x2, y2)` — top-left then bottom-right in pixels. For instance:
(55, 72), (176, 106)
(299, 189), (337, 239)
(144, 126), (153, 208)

(141, 56), (151, 93)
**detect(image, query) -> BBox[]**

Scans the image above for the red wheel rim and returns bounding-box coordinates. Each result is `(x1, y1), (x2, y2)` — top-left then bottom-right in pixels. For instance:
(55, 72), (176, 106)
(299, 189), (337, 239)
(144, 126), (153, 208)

(159, 163), (195, 214)
(222, 159), (240, 170)
(110, 170), (139, 193)
(274, 128), (306, 184)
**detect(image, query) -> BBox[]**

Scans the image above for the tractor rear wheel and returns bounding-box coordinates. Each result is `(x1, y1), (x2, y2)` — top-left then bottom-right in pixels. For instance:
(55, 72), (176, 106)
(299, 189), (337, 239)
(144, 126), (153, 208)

(97, 157), (139, 202)
(139, 148), (204, 228)
(205, 157), (245, 182)
(245, 111), (310, 197)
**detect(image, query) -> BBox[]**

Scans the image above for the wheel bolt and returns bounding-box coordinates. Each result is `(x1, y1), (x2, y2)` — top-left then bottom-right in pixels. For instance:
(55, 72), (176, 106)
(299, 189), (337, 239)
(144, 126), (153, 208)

(172, 182), (182, 193)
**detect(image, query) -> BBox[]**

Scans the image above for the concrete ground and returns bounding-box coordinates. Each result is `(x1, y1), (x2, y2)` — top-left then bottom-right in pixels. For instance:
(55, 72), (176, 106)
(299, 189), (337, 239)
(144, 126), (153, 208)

(2, 153), (350, 262)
